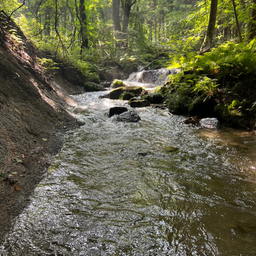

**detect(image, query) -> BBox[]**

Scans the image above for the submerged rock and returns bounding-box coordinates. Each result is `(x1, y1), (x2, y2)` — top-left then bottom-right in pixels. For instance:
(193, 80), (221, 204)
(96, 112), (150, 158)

(200, 118), (220, 129)
(116, 111), (141, 122)
(109, 107), (128, 117)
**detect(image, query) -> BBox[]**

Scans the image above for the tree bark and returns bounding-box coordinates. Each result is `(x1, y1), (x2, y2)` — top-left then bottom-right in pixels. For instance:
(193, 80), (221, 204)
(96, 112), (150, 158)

(122, 0), (131, 33)
(44, 5), (50, 36)
(200, 0), (218, 53)
(231, 0), (242, 42)
(113, 0), (121, 32)
(248, 0), (256, 40)
(79, 0), (89, 54)
(121, 0), (137, 34)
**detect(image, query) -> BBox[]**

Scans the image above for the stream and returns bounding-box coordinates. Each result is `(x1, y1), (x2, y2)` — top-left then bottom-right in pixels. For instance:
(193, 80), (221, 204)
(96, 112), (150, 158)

(1, 91), (256, 255)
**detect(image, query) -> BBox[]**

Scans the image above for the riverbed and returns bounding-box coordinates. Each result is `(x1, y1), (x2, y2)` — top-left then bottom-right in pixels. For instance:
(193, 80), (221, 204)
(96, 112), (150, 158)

(1, 91), (256, 255)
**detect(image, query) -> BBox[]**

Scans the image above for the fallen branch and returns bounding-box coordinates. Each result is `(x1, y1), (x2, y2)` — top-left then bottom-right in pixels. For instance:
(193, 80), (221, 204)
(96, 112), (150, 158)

(139, 57), (160, 71)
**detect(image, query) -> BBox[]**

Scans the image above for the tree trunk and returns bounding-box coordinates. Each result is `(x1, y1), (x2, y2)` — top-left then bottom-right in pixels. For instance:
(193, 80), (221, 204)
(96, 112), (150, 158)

(231, 0), (242, 42)
(200, 0), (218, 53)
(248, 0), (256, 40)
(122, 0), (132, 34)
(149, 21), (152, 41)
(113, 0), (121, 31)
(79, 0), (89, 54)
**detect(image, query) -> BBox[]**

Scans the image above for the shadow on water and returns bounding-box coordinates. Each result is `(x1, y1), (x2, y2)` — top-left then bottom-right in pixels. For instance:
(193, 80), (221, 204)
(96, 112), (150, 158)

(1, 91), (256, 255)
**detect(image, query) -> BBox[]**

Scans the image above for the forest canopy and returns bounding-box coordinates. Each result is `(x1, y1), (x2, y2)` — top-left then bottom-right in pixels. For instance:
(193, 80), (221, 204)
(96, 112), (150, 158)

(1, 0), (255, 64)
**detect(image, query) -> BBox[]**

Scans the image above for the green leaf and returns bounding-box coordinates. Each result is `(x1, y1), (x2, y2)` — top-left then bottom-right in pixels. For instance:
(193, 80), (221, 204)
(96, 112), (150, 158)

(15, 158), (23, 163)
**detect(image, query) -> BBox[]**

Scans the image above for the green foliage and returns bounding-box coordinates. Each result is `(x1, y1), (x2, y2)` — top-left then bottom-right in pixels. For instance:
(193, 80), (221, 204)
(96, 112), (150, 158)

(83, 82), (104, 92)
(166, 92), (192, 115)
(0, 0), (19, 14)
(37, 58), (59, 71)
(192, 76), (218, 100)
(166, 80), (193, 114)
(154, 86), (169, 97)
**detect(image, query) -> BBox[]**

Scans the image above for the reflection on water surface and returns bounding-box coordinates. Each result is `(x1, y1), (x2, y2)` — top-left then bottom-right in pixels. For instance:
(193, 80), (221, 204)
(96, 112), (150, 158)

(1, 92), (256, 255)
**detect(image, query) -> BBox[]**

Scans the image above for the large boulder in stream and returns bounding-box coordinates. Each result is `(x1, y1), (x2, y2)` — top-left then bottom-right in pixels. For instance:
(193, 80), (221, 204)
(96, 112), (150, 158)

(116, 111), (141, 122)
(109, 86), (144, 99)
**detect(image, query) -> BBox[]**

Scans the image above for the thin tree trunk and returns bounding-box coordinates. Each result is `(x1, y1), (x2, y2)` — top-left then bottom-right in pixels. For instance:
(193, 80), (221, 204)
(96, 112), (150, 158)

(44, 5), (50, 36)
(200, 0), (218, 53)
(113, 0), (121, 31)
(149, 21), (152, 41)
(79, 0), (89, 54)
(231, 0), (242, 42)
(122, 1), (131, 34)
(248, 0), (256, 40)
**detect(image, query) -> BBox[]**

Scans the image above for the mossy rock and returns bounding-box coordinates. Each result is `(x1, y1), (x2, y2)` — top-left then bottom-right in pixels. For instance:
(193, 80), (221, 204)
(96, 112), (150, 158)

(142, 93), (164, 104)
(119, 91), (135, 100)
(129, 99), (150, 108)
(84, 82), (105, 92)
(112, 79), (125, 88)
(128, 97), (138, 104)
(109, 86), (144, 100)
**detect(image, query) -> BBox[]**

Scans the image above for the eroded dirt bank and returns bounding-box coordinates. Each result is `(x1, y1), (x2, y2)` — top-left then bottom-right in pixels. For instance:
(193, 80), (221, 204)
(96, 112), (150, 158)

(0, 11), (83, 243)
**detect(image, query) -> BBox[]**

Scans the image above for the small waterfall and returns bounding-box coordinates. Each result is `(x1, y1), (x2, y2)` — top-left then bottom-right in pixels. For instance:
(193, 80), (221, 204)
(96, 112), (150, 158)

(124, 68), (179, 88)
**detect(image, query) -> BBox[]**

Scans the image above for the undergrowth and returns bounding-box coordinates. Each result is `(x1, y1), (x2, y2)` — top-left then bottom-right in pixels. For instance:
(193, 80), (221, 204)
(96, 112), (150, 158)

(165, 41), (256, 128)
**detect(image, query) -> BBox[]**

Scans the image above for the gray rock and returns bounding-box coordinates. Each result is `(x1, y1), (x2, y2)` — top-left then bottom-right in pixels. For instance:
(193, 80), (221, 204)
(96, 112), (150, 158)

(200, 118), (220, 129)
(116, 111), (141, 122)
(109, 107), (128, 117)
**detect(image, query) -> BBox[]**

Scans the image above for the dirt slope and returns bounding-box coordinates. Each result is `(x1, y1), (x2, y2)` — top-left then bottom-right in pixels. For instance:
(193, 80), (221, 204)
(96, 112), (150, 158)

(0, 11), (83, 242)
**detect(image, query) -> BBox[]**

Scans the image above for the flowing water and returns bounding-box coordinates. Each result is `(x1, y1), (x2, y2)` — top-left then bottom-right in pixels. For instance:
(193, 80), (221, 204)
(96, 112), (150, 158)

(1, 91), (256, 256)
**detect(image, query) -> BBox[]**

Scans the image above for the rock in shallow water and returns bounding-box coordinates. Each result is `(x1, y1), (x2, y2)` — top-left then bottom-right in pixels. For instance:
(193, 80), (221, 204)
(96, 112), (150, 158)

(116, 111), (141, 122)
(200, 118), (220, 129)
(109, 107), (128, 117)
(129, 99), (150, 108)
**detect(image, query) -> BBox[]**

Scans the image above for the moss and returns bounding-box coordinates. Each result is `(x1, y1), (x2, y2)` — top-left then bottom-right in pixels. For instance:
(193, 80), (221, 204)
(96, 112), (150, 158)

(128, 97), (138, 104)
(166, 92), (192, 115)
(112, 79), (125, 88)
(109, 86), (144, 99)
(119, 91), (135, 100)
(129, 99), (150, 108)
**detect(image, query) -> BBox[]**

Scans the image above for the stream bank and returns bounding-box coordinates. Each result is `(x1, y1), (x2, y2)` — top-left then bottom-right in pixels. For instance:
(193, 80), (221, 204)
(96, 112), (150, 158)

(0, 11), (84, 243)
